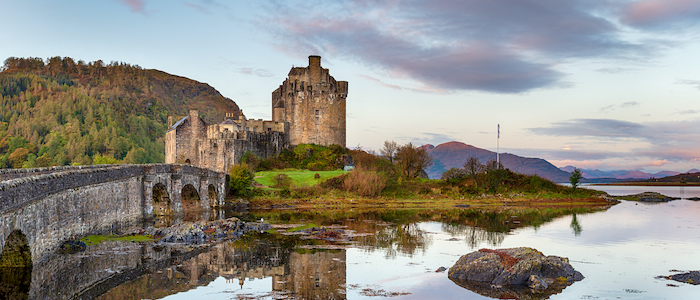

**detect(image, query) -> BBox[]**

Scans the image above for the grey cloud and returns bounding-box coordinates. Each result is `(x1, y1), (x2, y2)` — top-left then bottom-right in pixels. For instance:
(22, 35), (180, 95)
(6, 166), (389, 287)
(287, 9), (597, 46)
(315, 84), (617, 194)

(529, 118), (700, 147)
(677, 110), (700, 115)
(264, 0), (652, 94)
(507, 148), (625, 161)
(620, 101), (639, 108)
(529, 119), (646, 138)
(676, 79), (700, 90)
(595, 67), (640, 74)
(236, 68), (273, 77)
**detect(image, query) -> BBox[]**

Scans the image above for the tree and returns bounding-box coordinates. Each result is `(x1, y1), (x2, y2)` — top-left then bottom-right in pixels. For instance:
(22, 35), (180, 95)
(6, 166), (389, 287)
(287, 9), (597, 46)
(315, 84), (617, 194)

(394, 143), (433, 178)
(379, 140), (398, 163)
(229, 162), (254, 197)
(463, 157), (483, 187)
(569, 168), (582, 189)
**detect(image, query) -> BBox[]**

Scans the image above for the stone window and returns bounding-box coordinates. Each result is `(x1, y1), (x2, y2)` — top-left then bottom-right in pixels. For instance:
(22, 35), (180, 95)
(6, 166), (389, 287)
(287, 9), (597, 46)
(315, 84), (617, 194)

(315, 110), (319, 124)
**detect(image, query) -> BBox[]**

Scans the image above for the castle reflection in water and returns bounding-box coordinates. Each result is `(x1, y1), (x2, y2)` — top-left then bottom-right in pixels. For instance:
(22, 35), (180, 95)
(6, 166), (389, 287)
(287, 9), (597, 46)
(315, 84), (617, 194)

(96, 236), (347, 300)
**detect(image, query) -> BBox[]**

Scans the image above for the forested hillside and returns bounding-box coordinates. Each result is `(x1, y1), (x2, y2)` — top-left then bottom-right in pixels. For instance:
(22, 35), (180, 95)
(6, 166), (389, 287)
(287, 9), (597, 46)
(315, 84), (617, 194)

(0, 56), (239, 168)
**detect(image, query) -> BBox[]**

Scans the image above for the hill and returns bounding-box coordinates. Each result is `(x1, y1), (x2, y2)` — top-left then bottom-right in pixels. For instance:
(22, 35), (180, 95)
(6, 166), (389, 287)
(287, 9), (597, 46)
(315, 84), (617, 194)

(423, 141), (572, 182)
(558, 166), (691, 180)
(0, 56), (239, 168)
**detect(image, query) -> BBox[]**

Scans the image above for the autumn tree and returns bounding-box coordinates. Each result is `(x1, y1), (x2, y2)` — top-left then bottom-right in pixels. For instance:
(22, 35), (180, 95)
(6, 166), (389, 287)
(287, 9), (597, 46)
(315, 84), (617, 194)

(379, 140), (398, 163)
(394, 143), (433, 178)
(464, 157), (483, 187)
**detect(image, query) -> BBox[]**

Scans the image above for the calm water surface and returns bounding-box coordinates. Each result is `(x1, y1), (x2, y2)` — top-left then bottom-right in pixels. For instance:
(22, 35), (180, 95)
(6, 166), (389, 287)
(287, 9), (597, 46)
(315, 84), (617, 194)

(9, 186), (700, 299)
(143, 200), (700, 300)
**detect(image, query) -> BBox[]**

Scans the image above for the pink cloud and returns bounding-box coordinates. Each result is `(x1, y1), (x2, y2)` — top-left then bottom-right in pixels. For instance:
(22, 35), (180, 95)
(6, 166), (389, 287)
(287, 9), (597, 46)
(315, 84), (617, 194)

(621, 0), (700, 27)
(117, 0), (145, 12)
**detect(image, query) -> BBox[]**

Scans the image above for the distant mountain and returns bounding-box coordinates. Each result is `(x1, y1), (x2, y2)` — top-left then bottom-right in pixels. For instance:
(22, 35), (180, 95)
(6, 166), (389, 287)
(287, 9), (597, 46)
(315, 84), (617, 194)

(559, 166), (689, 180)
(423, 141), (572, 183)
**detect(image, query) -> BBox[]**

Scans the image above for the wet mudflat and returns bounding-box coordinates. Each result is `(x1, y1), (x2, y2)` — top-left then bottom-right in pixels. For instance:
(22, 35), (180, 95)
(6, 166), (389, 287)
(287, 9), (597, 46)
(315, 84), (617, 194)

(5, 187), (700, 299)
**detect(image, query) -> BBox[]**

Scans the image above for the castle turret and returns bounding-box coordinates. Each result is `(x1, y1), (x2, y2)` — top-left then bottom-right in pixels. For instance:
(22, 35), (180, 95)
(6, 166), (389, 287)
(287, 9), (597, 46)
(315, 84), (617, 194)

(309, 55), (322, 83)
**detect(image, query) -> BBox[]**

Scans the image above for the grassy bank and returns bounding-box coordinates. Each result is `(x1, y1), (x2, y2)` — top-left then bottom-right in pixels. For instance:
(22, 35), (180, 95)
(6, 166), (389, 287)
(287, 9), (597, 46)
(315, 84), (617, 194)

(254, 169), (347, 187)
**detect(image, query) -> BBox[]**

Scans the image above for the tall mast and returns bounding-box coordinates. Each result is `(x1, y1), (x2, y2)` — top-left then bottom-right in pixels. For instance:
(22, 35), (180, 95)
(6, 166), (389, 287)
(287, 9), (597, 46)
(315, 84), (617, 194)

(497, 124), (500, 168)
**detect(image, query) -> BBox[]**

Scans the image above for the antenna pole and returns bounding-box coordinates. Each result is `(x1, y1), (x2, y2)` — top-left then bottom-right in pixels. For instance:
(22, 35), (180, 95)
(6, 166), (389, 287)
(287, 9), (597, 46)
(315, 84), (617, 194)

(497, 124), (500, 169)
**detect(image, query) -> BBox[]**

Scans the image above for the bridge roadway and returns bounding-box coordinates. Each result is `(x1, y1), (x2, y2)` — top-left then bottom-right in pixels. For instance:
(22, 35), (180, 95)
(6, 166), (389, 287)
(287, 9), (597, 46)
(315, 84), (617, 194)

(0, 164), (227, 265)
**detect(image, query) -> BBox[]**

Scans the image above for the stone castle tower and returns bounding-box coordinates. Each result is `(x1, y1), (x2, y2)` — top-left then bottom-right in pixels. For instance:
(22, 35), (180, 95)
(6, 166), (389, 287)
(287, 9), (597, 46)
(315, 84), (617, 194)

(271, 55), (348, 147)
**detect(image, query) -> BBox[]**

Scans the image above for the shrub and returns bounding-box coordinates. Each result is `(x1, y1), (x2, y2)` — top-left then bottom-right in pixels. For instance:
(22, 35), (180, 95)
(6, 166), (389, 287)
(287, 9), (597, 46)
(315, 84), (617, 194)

(229, 163), (254, 197)
(441, 167), (467, 184)
(273, 173), (293, 188)
(314, 173), (321, 179)
(342, 169), (388, 197)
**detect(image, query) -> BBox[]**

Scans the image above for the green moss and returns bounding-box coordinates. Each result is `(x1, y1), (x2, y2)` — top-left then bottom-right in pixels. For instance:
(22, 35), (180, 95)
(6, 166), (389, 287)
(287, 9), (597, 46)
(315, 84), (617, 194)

(80, 234), (155, 246)
(286, 223), (320, 232)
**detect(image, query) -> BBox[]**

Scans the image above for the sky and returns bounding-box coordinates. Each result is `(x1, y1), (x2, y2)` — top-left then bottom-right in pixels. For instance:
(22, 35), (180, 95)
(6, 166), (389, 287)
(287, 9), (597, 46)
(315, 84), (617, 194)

(1, 0), (699, 173)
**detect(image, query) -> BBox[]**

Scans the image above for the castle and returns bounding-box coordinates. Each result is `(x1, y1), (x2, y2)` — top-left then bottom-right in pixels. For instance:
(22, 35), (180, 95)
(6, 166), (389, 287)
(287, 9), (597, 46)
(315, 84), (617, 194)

(165, 56), (348, 173)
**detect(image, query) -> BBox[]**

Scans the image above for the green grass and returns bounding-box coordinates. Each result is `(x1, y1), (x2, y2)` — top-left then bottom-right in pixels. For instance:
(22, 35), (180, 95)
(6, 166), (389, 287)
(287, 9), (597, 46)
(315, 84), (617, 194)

(80, 234), (155, 246)
(255, 169), (346, 187)
(286, 223), (320, 232)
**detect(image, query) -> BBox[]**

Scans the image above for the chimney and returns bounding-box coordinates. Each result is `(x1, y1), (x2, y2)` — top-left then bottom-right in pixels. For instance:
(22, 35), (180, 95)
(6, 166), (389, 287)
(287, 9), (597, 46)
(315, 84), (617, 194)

(309, 55), (321, 82)
(168, 116), (173, 129)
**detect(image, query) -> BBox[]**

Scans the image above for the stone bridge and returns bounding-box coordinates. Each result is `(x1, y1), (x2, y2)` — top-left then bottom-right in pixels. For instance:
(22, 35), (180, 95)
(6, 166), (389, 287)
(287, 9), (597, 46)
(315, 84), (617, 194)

(0, 164), (227, 265)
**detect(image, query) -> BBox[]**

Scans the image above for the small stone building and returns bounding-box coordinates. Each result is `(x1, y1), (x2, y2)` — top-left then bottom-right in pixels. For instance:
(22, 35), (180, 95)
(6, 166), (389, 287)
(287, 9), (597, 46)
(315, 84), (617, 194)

(165, 110), (289, 173)
(165, 55), (348, 173)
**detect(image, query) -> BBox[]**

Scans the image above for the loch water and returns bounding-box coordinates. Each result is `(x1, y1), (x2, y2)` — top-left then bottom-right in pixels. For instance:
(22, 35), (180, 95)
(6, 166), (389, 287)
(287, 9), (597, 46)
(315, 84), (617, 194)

(5, 186), (700, 299)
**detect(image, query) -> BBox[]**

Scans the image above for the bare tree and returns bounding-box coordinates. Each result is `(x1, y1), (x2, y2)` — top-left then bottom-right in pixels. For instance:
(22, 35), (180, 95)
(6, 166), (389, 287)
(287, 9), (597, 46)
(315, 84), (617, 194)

(463, 157), (483, 187)
(395, 143), (433, 178)
(379, 140), (398, 162)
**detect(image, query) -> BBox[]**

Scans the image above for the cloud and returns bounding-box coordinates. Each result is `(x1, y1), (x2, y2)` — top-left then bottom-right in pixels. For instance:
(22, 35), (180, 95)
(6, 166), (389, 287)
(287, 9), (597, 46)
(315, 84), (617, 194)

(405, 132), (457, 147)
(529, 119), (645, 138)
(620, 101), (640, 108)
(528, 118), (700, 163)
(601, 101), (640, 112)
(264, 0), (650, 94)
(676, 79), (700, 90)
(116, 0), (145, 12)
(595, 67), (641, 74)
(236, 68), (273, 77)
(619, 0), (700, 29)
(676, 109), (700, 115)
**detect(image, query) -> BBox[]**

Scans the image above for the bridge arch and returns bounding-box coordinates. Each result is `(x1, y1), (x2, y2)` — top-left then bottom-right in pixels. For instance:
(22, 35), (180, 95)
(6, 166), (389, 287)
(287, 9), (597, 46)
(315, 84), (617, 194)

(0, 229), (32, 299)
(0, 229), (32, 268)
(208, 184), (218, 208)
(152, 183), (171, 216)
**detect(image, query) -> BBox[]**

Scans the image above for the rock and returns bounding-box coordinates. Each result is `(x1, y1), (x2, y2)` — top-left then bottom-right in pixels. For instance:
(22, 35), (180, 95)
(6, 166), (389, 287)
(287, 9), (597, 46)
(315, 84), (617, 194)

(58, 240), (87, 254)
(668, 271), (700, 285)
(528, 275), (548, 291)
(448, 247), (583, 298)
(618, 192), (680, 202)
(435, 267), (446, 273)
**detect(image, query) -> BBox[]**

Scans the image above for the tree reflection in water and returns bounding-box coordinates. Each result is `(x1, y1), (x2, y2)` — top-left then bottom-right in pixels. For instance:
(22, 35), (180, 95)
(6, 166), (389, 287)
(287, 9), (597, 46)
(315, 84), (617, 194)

(366, 222), (431, 258)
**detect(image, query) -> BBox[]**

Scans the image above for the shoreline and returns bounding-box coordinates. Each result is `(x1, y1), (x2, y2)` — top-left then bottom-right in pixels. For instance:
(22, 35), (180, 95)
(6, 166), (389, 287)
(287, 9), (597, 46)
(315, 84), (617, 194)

(590, 182), (700, 187)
